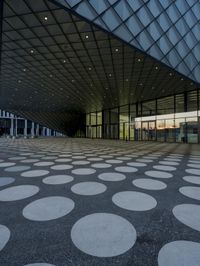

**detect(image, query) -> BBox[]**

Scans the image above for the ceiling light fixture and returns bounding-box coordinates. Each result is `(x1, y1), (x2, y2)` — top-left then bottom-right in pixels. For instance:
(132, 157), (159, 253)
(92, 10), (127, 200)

(155, 66), (158, 70)
(30, 49), (34, 54)
(115, 48), (119, 52)
(85, 35), (89, 39)
(44, 16), (48, 21)
(88, 67), (92, 71)
(137, 58), (141, 62)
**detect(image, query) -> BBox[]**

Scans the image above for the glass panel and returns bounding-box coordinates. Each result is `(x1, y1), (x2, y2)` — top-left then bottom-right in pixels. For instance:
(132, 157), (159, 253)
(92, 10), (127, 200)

(157, 96), (174, 115)
(175, 118), (186, 142)
(165, 119), (175, 142)
(86, 114), (90, 126)
(187, 91), (197, 112)
(97, 112), (102, 125)
(142, 100), (156, 116)
(176, 94), (184, 113)
(110, 108), (119, 124)
(186, 117), (198, 143)
(91, 113), (96, 125)
(156, 120), (165, 141)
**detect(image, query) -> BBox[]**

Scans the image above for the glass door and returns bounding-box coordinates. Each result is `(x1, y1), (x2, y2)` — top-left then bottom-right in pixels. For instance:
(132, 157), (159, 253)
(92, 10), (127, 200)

(141, 121), (156, 141)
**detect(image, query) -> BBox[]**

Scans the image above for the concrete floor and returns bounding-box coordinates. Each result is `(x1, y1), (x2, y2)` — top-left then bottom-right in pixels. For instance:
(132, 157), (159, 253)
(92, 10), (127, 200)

(0, 138), (200, 266)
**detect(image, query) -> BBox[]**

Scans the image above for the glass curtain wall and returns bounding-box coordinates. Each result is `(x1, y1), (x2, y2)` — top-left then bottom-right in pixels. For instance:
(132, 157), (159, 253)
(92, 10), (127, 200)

(86, 89), (200, 143)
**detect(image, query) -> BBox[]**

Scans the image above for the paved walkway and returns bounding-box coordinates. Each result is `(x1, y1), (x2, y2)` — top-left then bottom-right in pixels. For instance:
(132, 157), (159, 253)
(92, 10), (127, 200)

(0, 138), (200, 266)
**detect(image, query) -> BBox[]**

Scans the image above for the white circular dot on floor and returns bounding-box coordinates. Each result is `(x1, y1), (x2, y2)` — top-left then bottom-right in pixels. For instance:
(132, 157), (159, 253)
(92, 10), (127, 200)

(132, 178), (167, 190)
(0, 177), (15, 187)
(153, 165), (176, 171)
(187, 163), (200, 169)
(55, 158), (72, 163)
(71, 213), (136, 257)
(164, 158), (181, 162)
(71, 160), (90, 165)
(158, 240), (200, 266)
(50, 164), (73, 170)
(127, 162), (147, 167)
(145, 170), (173, 179)
(34, 162), (54, 167)
(71, 168), (96, 175)
(99, 155), (113, 159)
(116, 157), (131, 161)
(9, 156), (26, 161)
(71, 182), (107, 195)
(87, 157), (103, 161)
(112, 191), (157, 211)
(173, 204), (200, 231)
(72, 156), (86, 159)
(0, 224), (10, 251)
(183, 175), (200, 185)
(98, 172), (126, 182)
(179, 186), (200, 200)
(24, 263), (56, 266)
(189, 160), (200, 164)
(58, 154), (71, 158)
(136, 159), (153, 163)
(4, 166), (31, 172)
(158, 161), (179, 166)
(91, 163), (111, 169)
(23, 196), (74, 221)
(115, 166), (138, 173)
(43, 175), (74, 185)
(0, 185), (39, 201)
(0, 162), (16, 168)
(41, 156), (57, 160)
(21, 159), (39, 163)
(105, 159), (123, 164)
(21, 170), (49, 177)
(185, 169), (200, 176)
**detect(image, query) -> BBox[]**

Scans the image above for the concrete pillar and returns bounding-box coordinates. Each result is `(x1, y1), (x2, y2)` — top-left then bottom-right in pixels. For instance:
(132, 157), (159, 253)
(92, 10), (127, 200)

(36, 124), (39, 136)
(24, 119), (27, 137)
(10, 118), (14, 136)
(31, 122), (34, 137)
(42, 127), (45, 136)
(15, 118), (18, 137)
(47, 128), (50, 136)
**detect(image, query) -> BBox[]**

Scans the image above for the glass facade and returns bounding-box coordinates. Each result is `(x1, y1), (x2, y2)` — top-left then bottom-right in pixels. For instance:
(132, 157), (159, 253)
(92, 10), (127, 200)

(86, 89), (200, 143)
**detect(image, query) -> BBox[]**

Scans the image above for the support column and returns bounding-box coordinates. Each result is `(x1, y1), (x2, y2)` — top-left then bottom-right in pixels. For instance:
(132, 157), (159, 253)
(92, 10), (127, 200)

(24, 119), (27, 137)
(31, 122), (34, 137)
(10, 118), (14, 136)
(15, 118), (18, 137)
(42, 127), (45, 136)
(36, 124), (39, 136)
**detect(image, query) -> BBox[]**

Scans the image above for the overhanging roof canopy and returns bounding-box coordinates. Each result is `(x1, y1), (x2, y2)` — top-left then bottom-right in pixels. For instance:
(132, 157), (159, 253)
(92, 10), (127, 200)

(0, 0), (199, 132)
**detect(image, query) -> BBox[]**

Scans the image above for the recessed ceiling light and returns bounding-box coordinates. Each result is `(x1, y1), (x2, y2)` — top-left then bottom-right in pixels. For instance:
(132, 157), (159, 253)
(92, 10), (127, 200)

(105, 87), (108, 90)
(155, 66), (158, 70)
(125, 78), (129, 82)
(88, 67), (92, 71)
(85, 35), (89, 39)
(60, 88), (63, 90)
(30, 49), (34, 54)
(49, 74), (53, 78)
(109, 73), (112, 77)
(44, 16), (48, 21)
(23, 68), (26, 72)
(18, 80), (21, 83)
(63, 59), (66, 63)
(190, 82), (193, 85)
(72, 79), (75, 82)
(115, 48), (119, 52)
(169, 73), (172, 76)
(139, 83), (143, 86)
(137, 58), (141, 62)
(152, 86), (155, 90)
(181, 78), (184, 81)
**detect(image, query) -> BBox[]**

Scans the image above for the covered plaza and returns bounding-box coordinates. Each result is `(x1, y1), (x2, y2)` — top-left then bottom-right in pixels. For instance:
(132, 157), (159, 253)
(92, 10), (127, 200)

(0, 0), (200, 265)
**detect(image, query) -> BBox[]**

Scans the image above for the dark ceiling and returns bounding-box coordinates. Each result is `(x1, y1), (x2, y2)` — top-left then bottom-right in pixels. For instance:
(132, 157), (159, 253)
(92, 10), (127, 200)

(0, 0), (199, 132)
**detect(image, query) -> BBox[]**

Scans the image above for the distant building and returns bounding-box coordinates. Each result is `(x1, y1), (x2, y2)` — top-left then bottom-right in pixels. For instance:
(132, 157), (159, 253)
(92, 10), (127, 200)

(0, 110), (61, 138)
